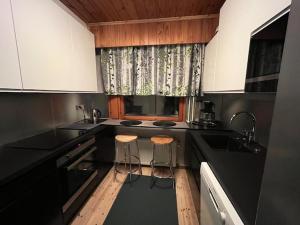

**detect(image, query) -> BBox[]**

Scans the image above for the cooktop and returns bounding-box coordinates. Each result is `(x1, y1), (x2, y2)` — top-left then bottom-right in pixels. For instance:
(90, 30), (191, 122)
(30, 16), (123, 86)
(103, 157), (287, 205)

(7, 129), (86, 151)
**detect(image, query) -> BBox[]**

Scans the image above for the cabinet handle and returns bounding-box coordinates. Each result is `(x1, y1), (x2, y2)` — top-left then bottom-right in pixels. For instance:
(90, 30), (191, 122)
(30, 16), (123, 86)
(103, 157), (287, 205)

(67, 146), (97, 170)
(209, 189), (227, 225)
(208, 189), (219, 213)
(219, 211), (226, 225)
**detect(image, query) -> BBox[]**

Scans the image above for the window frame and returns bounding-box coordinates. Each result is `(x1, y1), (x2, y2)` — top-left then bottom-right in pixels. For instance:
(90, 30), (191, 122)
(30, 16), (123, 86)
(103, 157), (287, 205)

(108, 96), (185, 122)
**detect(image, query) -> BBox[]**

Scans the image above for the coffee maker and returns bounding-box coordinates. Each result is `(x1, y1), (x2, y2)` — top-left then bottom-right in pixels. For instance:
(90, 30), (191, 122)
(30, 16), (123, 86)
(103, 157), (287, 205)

(199, 101), (215, 121)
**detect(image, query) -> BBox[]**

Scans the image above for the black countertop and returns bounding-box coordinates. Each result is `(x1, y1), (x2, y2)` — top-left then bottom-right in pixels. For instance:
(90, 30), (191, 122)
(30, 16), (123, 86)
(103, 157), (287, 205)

(0, 118), (223, 187)
(0, 118), (225, 186)
(100, 119), (226, 130)
(0, 118), (266, 224)
(0, 125), (106, 186)
(189, 129), (267, 225)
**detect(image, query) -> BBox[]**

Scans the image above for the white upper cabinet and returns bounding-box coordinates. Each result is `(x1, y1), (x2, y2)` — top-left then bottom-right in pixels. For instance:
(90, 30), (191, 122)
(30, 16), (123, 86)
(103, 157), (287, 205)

(70, 18), (98, 92)
(204, 0), (291, 92)
(0, 0), (22, 90)
(202, 33), (218, 92)
(11, 0), (97, 92)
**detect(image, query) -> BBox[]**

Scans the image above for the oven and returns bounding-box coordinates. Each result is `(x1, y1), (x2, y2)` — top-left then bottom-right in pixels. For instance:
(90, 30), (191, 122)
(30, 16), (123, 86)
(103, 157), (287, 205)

(56, 137), (98, 220)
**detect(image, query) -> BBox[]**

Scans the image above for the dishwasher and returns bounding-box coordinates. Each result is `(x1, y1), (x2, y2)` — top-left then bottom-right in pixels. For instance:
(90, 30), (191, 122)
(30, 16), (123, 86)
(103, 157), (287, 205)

(200, 162), (244, 225)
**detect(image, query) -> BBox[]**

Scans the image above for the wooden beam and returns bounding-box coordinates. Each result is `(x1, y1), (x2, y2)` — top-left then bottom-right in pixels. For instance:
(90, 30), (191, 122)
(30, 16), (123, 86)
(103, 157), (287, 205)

(88, 14), (219, 26)
(89, 16), (219, 47)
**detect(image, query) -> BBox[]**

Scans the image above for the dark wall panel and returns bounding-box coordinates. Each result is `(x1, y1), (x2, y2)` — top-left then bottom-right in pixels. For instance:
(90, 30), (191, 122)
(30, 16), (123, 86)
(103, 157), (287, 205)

(0, 93), (108, 146)
(51, 93), (108, 127)
(204, 93), (276, 147)
(0, 93), (53, 145)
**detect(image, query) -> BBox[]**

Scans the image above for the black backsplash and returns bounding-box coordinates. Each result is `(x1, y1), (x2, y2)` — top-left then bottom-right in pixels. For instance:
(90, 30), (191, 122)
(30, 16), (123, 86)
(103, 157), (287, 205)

(203, 93), (276, 147)
(0, 93), (108, 146)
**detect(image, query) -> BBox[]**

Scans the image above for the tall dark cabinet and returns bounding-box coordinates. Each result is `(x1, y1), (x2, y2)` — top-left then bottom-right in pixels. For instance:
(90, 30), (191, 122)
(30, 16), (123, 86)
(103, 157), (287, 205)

(256, 1), (300, 224)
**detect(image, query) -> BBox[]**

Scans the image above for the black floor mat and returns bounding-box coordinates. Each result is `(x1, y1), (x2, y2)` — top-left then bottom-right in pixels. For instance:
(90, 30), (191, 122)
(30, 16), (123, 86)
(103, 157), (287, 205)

(103, 175), (178, 225)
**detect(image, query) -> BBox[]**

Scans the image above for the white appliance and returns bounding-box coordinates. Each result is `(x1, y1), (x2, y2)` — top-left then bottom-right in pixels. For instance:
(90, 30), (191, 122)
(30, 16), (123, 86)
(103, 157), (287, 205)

(200, 163), (244, 225)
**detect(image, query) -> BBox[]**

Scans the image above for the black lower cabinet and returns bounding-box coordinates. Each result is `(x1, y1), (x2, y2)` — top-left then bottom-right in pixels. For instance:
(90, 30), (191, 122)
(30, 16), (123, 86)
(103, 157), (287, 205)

(0, 161), (63, 225)
(95, 125), (115, 165)
(0, 126), (116, 225)
(95, 125), (115, 180)
(63, 126), (115, 224)
(186, 132), (206, 191)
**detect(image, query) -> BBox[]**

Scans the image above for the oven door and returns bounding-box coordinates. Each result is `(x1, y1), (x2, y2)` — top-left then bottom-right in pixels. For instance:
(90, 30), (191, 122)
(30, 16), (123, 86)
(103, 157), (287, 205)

(61, 146), (98, 213)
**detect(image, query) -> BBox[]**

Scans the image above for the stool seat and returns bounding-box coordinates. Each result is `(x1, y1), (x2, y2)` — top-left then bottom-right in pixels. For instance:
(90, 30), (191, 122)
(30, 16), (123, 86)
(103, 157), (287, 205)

(151, 136), (174, 145)
(115, 135), (138, 143)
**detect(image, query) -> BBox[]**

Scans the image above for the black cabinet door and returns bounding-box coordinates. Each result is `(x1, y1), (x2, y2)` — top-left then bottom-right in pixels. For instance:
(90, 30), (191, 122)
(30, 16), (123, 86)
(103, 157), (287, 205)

(95, 125), (115, 163)
(186, 133), (206, 191)
(0, 163), (63, 225)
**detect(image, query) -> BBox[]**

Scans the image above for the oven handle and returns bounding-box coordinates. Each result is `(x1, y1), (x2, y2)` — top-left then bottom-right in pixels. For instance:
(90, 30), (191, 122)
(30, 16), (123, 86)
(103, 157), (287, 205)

(66, 146), (97, 171)
(66, 138), (95, 160)
(62, 170), (98, 213)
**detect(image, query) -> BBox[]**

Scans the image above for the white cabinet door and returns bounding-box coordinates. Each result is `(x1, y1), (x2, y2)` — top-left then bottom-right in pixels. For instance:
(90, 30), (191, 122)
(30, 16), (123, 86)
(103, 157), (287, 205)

(70, 18), (98, 92)
(202, 33), (218, 92)
(11, 0), (74, 91)
(0, 0), (22, 89)
(214, 0), (291, 92)
(214, 0), (249, 92)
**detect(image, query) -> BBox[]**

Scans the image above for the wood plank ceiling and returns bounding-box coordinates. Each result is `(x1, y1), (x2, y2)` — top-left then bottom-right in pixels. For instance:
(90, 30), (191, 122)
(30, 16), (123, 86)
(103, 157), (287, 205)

(60, 0), (225, 24)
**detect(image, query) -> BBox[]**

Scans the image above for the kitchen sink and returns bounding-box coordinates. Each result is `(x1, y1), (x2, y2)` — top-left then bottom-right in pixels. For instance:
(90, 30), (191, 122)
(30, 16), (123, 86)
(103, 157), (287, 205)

(201, 133), (262, 153)
(60, 119), (107, 130)
(201, 134), (232, 149)
(77, 118), (107, 124)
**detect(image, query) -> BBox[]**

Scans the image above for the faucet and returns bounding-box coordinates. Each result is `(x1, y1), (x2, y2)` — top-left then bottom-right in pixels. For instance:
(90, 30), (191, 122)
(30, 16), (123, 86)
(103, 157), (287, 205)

(230, 111), (256, 144)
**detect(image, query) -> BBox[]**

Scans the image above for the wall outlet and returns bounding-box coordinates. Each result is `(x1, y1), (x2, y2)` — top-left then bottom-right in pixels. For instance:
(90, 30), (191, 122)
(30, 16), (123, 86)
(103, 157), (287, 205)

(75, 104), (85, 110)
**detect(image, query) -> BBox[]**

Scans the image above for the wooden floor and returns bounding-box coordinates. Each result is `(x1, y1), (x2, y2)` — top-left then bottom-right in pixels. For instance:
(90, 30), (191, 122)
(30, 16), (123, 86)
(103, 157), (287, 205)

(70, 167), (200, 225)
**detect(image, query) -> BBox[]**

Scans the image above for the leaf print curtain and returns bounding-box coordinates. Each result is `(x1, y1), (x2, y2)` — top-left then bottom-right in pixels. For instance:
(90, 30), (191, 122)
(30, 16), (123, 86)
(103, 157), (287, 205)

(100, 47), (134, 95)
(133, 46), (157, 95)
(191, 44), (205, 96)
(156, 45), (193, 96)
(100, 44), (205, 96)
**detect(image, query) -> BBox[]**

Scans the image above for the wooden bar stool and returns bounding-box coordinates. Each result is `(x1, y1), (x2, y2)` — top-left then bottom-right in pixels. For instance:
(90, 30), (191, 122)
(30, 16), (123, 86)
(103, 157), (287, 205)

(150, 135), (175, 188)
(114, 135), (142, 182)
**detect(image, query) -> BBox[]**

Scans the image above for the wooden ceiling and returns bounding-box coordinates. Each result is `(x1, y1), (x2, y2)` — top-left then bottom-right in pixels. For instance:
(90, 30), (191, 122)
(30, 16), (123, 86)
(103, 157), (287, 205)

(60, 0), (225, 24)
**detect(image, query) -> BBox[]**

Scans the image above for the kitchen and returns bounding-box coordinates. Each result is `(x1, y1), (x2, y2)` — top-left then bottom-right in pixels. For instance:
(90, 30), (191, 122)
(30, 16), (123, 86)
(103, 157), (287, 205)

(0, 0), (299, 225)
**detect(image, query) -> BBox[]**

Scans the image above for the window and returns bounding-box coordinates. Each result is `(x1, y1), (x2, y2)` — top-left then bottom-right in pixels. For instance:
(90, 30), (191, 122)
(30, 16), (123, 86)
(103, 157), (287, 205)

(108, 96), (185, 121)
(124, 96), (180, 116)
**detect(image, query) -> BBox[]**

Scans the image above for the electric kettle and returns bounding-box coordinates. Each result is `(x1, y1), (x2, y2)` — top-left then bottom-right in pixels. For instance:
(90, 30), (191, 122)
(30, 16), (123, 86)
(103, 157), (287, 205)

(91, 108), (102, 123)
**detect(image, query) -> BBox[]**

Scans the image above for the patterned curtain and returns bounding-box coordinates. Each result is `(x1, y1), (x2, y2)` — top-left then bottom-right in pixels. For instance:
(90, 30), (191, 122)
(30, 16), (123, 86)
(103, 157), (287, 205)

(157, 45), (193, 96)
(191, 44), (205, 96)
(100, 44), (205, 96)
(100, 47), (134, 95)
(134, 46), (157, 95)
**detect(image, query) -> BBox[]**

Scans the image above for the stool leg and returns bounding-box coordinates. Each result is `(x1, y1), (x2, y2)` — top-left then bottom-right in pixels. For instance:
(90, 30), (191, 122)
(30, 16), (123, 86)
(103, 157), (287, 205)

(124, 143), (127, 170)
(135, 140), (142, 175)
(128, 143), (132, 182)
(114, 140), (118, 181)
(150, 144), (156, 188)
(169, 144), (175, 189)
